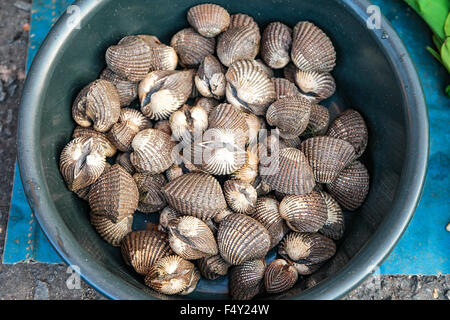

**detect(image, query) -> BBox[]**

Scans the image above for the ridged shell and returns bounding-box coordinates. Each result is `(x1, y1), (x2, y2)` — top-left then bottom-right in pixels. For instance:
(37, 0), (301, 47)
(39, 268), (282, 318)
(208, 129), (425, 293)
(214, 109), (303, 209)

(158, 206), (182, 231)
(229, 13), (259, 31)
(295, 70), (336, 103)
(74, 185), (91, 201)
(279, 232), (336, 264)
(291, 21), (336, 73)
(217, 213), (271, 265)
(115, 152), (135, 175)
(180, 267), (201, 295)
(194, 97), (220, 115)
(264, 259), (298, 294)
(170, 28), (216, 67)
(291, 261), (323, 276)
(162, 172), (227, 220)
(303, 103), (330, 137)
(72, 79), (121, 132)
(272, 78), (300, 100)
(153, 120), (172, 136)
(326, 109), (368, 158)
(266, 96), (312, 139)
(88, 164), (139, 223)
(225, 60), (276, 115)
(187, 4), (230, 37)
(208, 103), (249, 139)
(121, 230), (172, 275)
(261, 22), (292, 69)
(300, 136), (356, 183)
(253, 176), (272, 196)
(195, 55), (226, 99)
(197, 254), (231, 280)
(254, 59), (274, 78)
(326, 160), (370, 211)
(100, 68), (138, 106)
(169, 104), (208, 144)
(223, 180), (257, 214)
(90, 212), (133, 247)
(244, 113), (261, 146)
(60, 137), (106, 191)
(133, 172), (167, 213)
(72, 126), (117, 157)
(130, 128), (176, 174)
(228, 259), (266, 300)
(283, 62), (298, 83)
(279, 192), (328, 233)
(213, 208), (234, 224)
(165, 164), (184, 182)
(168, 216), (218, 260)
(260, 147), (316, 195)
(231, 146), (259, 184)
(319, 191), (345, 240)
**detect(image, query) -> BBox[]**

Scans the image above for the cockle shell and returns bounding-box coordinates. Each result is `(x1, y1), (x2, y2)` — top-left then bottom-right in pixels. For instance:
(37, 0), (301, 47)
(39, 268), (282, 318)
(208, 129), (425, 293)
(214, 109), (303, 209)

(303, 103), (330, 137)
(90, 212), (133, 247)
(195, 55), (226, 99)
(318, 191), (345, 240)
(133, 172), (167, 213)
(158, 206), (182, 231)
(165, 164), (185, 182)
(208, 103), (249, 139)
(60, 137), (106, 191)
(228, 259), (266, 300)
(229, 13), (259, 30)
(291, 21), (336, 73)
(180, 267), (201, 295)
(283, 62), (298, 83)
(300, 136), (356, 183)
(130, 128), (176, 174)
(187, 4), (230, 37)
(167, 216), (218, 260)
(74, 185), (91, 201)
(266, 95), (312, 139)
(326, 160), (370, 211)
(197, 254), (231, 280)
(169, 104), (208, 144)
(217, 213), (271, 265)
(194, 97), (220, 115)
(254, 59), (274, 78)
(244, 113), (261, 146)
(253, 176), (272, 197)
(260, 147), (316, 195)
(223, 180), (258, 214)
(138, 70), (194, 120)
(72, 126), (117, 157)
(213, 208), (234, 224)
(326, 109), (368, 158)
(225, 60), (276, 115)
(231, 146), (259, 184)
(72, 79), (121, 133)
(153, 120), (172, 136)
(264, 259), (298, 294)
(162, 172), (227, 220)
(100, 68), (138, 106)
(170, 28), (216, 67)
(115, 152), (135, 175)
(261, 22), (292, 69)
(88, 164), (139, 223)
(108, 108), (152, 152)
(121, 230), (172, 275)
(272, 78), (300, 100)
(279, 191), (328, 233)
(295, 69), (336, 103)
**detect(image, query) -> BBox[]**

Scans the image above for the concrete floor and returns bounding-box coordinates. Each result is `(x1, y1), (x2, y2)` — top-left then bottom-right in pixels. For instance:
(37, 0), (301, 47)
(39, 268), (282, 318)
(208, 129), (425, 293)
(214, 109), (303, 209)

(0, 0), (447, 300)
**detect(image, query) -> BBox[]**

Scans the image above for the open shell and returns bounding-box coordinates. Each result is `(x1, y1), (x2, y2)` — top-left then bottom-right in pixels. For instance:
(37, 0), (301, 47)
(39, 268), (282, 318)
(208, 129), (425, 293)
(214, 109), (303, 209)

(100, 68), (138, 106)
(90, 212), (133, 247)
(72, 126), (117, 157)
(261, 22), (292, 69)
(295, 69), (336, 103)
(170, 28), (216, 68)
(133, 172), (167, 213)
(187, 4), (230, 37)
(264, 259), (298, 294)
(229, 259), (266, 300)
(223, 180), (258, 214)
(169, 104), (209, 144)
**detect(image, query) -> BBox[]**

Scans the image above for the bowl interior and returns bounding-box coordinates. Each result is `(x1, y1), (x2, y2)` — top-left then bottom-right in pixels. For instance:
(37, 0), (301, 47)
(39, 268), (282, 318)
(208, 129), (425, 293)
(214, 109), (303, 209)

(33, 0), (407, 299)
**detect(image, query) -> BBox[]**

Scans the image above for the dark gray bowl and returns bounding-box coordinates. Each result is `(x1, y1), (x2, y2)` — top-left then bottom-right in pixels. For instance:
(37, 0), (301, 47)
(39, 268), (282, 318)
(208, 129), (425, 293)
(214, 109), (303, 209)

(17, 0), (428, 299)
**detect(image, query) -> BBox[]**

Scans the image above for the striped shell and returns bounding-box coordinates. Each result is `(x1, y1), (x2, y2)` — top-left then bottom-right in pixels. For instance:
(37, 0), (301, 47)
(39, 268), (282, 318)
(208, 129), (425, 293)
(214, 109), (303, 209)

(169, 104), (209, 144)
(88, 164), (139, 223)
(133, 173), (167, 213)
(115, 152), (135, 175)
(253, 177), (272, 196)
(74, 185), (91, 201)
(326, 160), (370, 211)
(326, 109), (368, 158)
(264, 259), (298, 294)
(254, 59), (274, 78)
(228, 259), (266, 300)
(213, 208), (234, 224)
(229, 13), (259, 30)
(217, 213), (271, 265)
(291, 21), (336, 73)
(272, 78), (300, 100)
(72, 79), (121, 133)
(300, 136), (356, 183)
(231, 146), (259, 184)
(197, 255), (231, 280)
(180, 267), (201, 295)
(319, 191), (345, 240)
(283, 62), (298, 83)
(170, 28), (216, 67)
(295, 70), (336, 103)
(162, 172), (227, 220)
(100, 68), (138, 106)
(194, 97), (220, 114)
(195, 54), (226, 99)
(261, 22), (292, 69)
(130, 128), (176, 174)
(187, 4), (230, 37)
(244, 113), (261, 146)
(303, 104), (330, 137)
(208, 103), (249, 139)
(223, 180), (257, 214)
(72, 126), (117, 157)
(279, 192), (328, 233)
(158, 206), (182, 231)
(153, 119), (172, 136)
(121, 230), (172, 275)
(90, 212), (133, 247)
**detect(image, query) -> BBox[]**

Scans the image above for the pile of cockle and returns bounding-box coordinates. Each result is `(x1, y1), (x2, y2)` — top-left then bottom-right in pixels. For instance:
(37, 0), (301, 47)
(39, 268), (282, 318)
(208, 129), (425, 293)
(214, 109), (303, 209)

(59, 3), (370, 299)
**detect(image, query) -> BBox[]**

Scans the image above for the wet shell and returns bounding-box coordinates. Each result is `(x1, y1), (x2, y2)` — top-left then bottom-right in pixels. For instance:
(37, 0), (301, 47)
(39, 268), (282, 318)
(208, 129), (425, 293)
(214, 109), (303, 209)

(100, 68), (138, 106)
(197, 254), (231, 280)
(121, 230), (172, 275)
(217, 213), (271, 265)
(133, 173), (167, 213)
(279, 192), (328, 233)
(90, 212), (133, 247)
(283, 62), (298, 83)
(266, 95), (312, 139)
(272, 78), (300, 100)
(194, 97), (220, 115)
(88, 164), (139, 223)
(108, 108), (152, 152)
(187, 4), (230, 38)
(279, 232), (336, 265)
(225, 60), (276, 115)
(318, 191), (345, 240)
(167, 216), (218, 260)
(228, 259), (266, 300)
(72, 79), (121, 133)
(326, 109), (368, 158)
(249, 197), (287, 249)
(115, 152), (135, 175)
(170, 28), (216, 68)
(158, 206), (182, 231)
(261, 22), (292, 69)
(208, 103), (249, 139)
(72, 126), (117, 157)
(326, 160), (370, 211)
(195, 55), (226, 99)
(130, 128), (176, 174)
(139, 70), (194, 120)
(264, 259), (298, 294)
(144, 255), (197, 295)
(162, 172), (227, 220)
(291, 21), (336, 73)
(223, 180), (257, 214)
(260, 147), (316, 195)
(169, 104), (208, 144)
(231, 146), (259, 184)
(60, 137), (106, 191)
(303, 103), (330, 137)
(295, 70), (336, 103)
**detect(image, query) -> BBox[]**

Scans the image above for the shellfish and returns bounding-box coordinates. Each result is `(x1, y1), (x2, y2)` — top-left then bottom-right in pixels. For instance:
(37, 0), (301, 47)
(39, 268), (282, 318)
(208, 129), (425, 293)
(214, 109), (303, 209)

(90, 212), (133, 247)
(261, 22), (292, 69)
(169, 104), (208, 144)
(115, 152), (135, 175)
(158, 206), (182, 231)
(318, 191), (345, 240)
(187, 4), (230, 38)
(100, 68), (138, 106)
(72, 126), (117, 157)
(133, 172), (167, 213)
(208, 103), (249, 139)
(264, 259), (298, 294)
(302, 103), (330, 137)
(228, 259), (266, 300)
(223, 179), (258, 214)
(195, 54), (226, 100)
(197, 254), (231, 280)
(170, 28), (216, 68)
(295, 70), (336, 103)
(272, 77), (300, 100)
